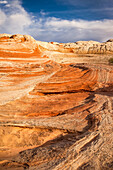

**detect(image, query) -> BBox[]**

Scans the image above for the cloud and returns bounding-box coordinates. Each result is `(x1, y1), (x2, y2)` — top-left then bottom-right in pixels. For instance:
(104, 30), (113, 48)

(4, 4), (10, 7)
(0, 0), (32, 34)
(0, 10), (6, 25)
(30, 18), (113, 42)
(0, 0), (113, 43)
(40, 10), (47, 16)
(0, 0), (7, 4)
(47, 7), (113, 15)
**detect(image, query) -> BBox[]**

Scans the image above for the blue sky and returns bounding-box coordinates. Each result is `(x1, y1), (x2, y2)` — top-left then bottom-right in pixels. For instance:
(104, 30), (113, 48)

(0, 0), (113, 42)
(23, 0), (113, 20)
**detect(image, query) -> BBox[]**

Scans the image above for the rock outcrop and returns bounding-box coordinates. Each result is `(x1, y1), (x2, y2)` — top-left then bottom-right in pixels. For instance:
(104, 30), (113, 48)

(0, 34), (38, 52)
(37, 39), (113, 55)
(0, 34), (113, 170)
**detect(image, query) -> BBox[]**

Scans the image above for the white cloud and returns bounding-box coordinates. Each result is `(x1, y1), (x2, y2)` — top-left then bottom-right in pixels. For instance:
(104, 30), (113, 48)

(0, 0), (7, 4)
(40, 10), (47, 16)
(0, 10), (6, 25)
(0, 0), (32, 34)
(4, 4), (10, 7)
(0, 0), (113, 42)
(29, 17), (113, 42)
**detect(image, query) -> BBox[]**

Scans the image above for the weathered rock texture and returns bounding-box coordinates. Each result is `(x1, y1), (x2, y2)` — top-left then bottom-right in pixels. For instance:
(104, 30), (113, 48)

(0, 34), (113, 170)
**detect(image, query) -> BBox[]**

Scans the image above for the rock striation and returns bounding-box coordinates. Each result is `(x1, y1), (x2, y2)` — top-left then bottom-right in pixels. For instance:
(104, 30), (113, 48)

(0, 34), (113, 170)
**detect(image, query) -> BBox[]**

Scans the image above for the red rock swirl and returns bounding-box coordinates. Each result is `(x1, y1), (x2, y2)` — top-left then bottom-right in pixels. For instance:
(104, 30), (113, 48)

(0, 34), (113, 170)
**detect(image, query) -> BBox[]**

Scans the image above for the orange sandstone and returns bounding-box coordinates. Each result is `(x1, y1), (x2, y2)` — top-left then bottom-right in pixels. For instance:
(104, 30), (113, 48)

(0, 34), (113, 170)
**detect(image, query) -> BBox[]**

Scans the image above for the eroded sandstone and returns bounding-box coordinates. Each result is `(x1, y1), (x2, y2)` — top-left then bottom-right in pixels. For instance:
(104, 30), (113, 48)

(0, 34), (113, 170)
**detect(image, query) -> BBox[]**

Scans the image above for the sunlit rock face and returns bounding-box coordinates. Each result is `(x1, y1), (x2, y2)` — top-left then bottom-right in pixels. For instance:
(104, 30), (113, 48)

(37, 39), (113, 54)
(0, 34), (113, 170)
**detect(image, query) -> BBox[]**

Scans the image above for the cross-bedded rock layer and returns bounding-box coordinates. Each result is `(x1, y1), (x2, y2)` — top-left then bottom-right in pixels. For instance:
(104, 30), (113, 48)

(0, 34), (113, 170)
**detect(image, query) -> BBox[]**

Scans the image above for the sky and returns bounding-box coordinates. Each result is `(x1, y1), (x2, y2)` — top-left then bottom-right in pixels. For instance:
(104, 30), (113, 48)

(0, 0), (113, 42)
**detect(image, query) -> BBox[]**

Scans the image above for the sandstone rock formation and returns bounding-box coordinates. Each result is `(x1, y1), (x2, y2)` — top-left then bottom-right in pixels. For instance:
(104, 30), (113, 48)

(37, 39), (113, 54)
(0, 34), (113, 170)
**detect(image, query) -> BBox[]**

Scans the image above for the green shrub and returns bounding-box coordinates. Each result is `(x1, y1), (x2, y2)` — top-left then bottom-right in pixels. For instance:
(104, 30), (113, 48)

(109, 58), (113, 64)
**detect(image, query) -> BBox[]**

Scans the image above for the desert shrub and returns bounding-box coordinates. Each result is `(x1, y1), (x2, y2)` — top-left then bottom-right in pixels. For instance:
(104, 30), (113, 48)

(109, 58), (113, 64)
